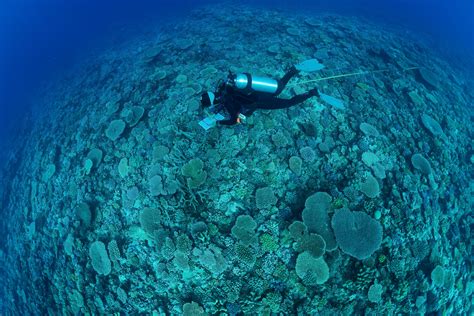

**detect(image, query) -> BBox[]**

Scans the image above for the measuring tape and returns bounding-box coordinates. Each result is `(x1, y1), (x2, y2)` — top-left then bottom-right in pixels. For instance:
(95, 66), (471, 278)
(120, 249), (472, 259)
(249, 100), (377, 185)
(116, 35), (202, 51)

(287, 66), (420, 87)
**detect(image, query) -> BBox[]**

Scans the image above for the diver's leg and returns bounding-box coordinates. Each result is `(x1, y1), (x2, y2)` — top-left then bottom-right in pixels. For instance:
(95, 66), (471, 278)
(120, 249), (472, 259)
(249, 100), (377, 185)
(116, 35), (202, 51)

(273, 66), (299, 96)
(257, 88), (319, 110)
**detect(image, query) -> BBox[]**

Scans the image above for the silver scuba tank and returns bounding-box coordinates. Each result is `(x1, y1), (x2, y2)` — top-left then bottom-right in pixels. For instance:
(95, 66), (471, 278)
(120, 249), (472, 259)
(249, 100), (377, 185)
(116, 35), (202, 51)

(234, 73), (278, 94)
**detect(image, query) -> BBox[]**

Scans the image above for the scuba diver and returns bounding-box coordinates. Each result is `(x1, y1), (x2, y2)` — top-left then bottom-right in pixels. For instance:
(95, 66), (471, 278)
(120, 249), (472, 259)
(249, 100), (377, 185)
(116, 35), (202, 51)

(199, 65), (320, 128)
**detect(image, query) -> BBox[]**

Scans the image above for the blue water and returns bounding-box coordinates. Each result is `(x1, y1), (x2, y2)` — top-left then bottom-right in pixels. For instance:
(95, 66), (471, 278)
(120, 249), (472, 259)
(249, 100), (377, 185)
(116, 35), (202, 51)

(0, 0), (472, 153)
(0, 0), (208, 155)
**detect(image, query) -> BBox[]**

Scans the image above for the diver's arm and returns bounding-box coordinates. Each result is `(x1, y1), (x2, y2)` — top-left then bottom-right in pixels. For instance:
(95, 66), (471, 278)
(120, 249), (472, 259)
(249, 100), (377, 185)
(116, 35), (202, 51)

(217, 99), (241, 126)
(217, 114), (239, 125)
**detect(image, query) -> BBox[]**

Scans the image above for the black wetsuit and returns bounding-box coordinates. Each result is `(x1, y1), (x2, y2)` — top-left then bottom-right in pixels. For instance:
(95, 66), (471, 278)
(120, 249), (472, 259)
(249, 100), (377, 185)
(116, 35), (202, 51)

(214, 67), (319, 125)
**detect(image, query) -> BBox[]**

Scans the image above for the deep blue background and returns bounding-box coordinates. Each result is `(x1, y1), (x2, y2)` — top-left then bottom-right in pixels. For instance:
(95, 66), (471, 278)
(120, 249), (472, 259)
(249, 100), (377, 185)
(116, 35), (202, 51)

(0, 0), (473, 159)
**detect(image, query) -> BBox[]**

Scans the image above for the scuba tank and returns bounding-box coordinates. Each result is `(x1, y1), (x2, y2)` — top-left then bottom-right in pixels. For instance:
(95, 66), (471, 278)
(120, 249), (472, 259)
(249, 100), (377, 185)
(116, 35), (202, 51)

(231, 73), (279, 94)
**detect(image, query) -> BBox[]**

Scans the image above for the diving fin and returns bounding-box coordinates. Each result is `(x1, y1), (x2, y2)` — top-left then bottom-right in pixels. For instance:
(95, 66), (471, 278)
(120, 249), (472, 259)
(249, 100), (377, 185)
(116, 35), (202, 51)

(319, 93), (345, 110)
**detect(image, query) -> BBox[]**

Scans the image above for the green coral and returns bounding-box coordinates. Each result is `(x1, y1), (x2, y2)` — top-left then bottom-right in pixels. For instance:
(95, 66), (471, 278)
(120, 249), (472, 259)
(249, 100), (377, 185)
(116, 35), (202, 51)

(235, 243), (256, 266)
(260, 233), (279, 252)
(271, 131), (288, 147)
(331, 197), (345, 210)
(411, 153), (432, 175)
(176, 234), (193, 253)
(183, 301), (206, 316)
(105, 119), (126, 141)
(263, 292), (282, 313)
(294, 233), (326, 258)
(139, 208), (161, 235)
(289, 156), (303, 175)
(368, 282), (383, 303)
(86, 148), (103, 167)
(89, 241), (112, 276)
(288, 221), (307, 240)
(181, 158), (207, 189)
(231, 215), (257, 245)
(123, 106), (144, 127)
(295, 251), (329, 285)
(255, 187), (277, 209)
(431, 265), (445, 287)
(359, 173), (380, 198)
(118, 158), (129, 178)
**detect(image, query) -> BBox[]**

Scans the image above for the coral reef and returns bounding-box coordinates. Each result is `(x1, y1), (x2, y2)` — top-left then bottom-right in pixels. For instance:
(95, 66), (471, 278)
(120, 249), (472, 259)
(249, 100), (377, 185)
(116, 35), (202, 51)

(0, 4), (472, 315)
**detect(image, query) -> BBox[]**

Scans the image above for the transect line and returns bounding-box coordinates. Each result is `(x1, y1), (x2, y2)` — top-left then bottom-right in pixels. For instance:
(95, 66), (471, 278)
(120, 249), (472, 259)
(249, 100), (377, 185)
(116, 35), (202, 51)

(288, 66), (420, 87)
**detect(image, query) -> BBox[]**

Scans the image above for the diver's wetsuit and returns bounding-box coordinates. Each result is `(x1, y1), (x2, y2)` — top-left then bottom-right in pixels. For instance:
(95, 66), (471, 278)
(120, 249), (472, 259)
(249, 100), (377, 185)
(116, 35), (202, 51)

(214, 67), (319, 125)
